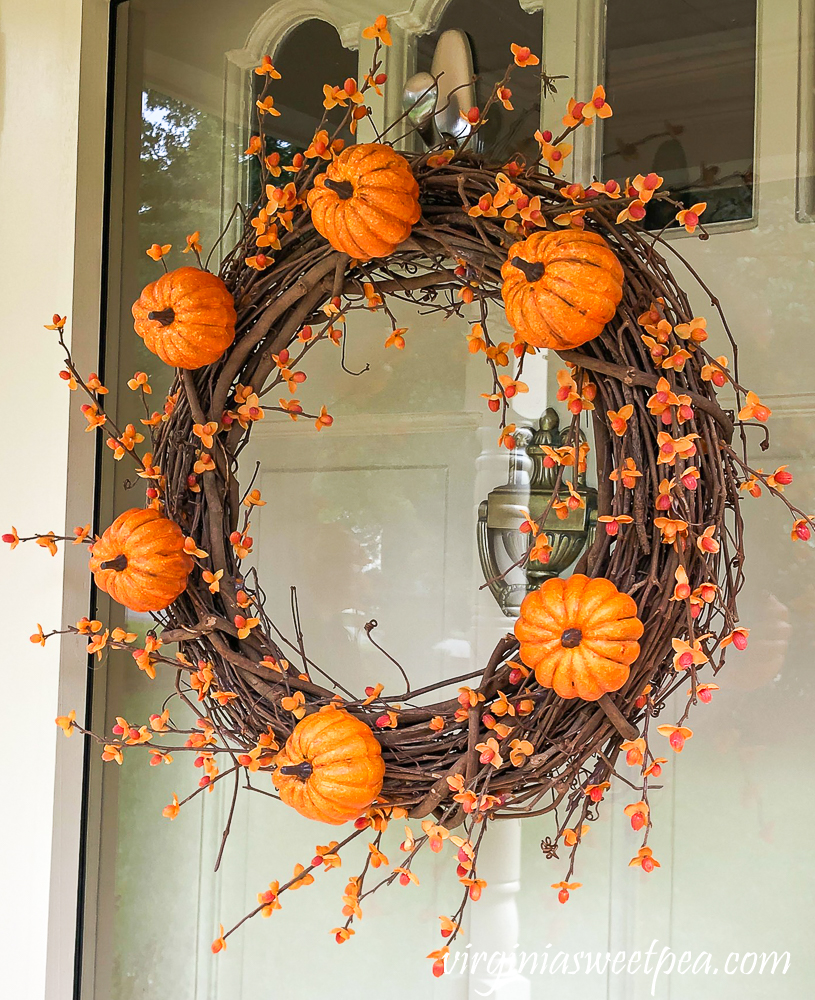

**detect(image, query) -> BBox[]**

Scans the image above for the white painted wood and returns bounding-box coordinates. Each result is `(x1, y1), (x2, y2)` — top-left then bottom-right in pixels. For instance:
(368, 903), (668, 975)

(541, 0), (604, 185)
(466, 821), (531, 1000)
(0, 1), (109, 999)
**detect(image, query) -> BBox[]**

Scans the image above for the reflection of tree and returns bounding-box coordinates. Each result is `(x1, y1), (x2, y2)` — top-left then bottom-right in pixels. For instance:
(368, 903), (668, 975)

(247, 134), (304, 208)
(132, 91), (233, 401)
(139, 90), (227, 266)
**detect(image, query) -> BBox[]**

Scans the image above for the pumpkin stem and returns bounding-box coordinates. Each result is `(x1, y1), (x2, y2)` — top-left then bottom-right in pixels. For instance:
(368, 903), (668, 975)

(99, 553), (128, 572)
(324, 177), (354, 200)
(147, 307), (176, 326)
(511, 257), (545, 282)
(560, 627), (583, 648)
(279, 761), (314, 781)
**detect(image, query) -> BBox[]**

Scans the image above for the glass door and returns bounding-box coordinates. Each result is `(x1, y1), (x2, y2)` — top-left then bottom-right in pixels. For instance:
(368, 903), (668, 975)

(83, 2), (815, 998)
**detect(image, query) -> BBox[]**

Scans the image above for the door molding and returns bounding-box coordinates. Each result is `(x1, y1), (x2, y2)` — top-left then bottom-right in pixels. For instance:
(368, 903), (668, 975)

(45, 2), (111, 999)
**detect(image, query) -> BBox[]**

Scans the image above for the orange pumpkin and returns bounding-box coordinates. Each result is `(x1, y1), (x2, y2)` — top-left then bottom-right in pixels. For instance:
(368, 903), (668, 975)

(272, 706), (385, 824)
(131, 266), (236, 369)
(89, 508), (194, 613)
(307, 143), (421, 259)
(515, 574), (643, 701)
(500, 230), (624, 349)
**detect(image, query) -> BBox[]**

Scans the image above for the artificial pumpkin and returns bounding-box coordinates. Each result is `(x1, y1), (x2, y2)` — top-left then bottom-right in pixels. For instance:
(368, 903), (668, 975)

(89, 507), (194, 613)
(515, 574), (643, 701)
(500, 230), (624, 349)
(272, 706), (385, 825)
(307, 143), (421, 259)
(131, 266), (237, 369)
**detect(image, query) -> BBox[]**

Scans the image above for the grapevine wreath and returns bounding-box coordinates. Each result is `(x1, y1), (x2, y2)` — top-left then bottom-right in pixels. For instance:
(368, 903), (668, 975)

(12, 22), (814, 973)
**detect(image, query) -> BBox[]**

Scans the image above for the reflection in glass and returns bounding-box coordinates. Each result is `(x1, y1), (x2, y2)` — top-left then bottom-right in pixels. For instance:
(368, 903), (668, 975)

(416, 0), (543, 163)
(603, 0), (757, 227)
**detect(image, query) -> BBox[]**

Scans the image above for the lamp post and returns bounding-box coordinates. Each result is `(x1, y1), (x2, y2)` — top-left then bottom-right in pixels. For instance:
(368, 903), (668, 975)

(477, 408), (597, 618)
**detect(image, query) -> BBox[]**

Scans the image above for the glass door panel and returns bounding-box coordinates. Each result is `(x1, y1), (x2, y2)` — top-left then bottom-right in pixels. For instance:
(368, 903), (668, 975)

(86, 2), (815, 999)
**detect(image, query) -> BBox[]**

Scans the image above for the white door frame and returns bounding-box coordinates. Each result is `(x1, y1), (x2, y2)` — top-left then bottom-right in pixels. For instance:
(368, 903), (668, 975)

(43, 2), (112, 1000)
